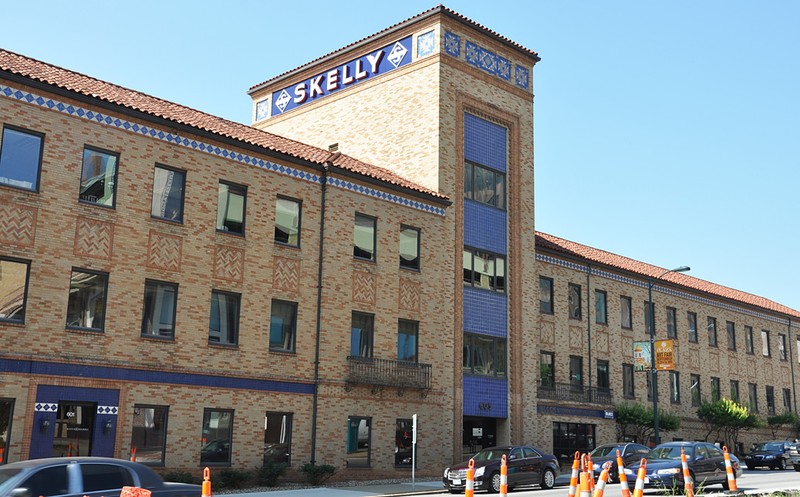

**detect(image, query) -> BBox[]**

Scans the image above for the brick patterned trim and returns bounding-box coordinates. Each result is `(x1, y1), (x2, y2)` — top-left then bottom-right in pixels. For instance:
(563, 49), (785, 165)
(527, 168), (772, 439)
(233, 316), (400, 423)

(0, 201), (36, 248)
(74, 216), (114, 260)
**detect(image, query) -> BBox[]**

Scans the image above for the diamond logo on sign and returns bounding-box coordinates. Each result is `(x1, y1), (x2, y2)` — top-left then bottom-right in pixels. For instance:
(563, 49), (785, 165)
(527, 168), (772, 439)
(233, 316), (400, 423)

(275, 90), (291, 113)
(387, 42), (408, 68)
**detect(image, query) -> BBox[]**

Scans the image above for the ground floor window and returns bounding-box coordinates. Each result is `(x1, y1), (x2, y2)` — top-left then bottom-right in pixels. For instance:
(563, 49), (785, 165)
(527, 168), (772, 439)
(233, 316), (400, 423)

(264, 412), (292, 465)
(462, 416), (498, 457)
(553, 422), (595, 468)
(395, 418), (415, 467)
(130, 405), (168, 465)
(0, 399), (13, 464)
(200, 409), (233, 465)
(346, 416), (371, 467)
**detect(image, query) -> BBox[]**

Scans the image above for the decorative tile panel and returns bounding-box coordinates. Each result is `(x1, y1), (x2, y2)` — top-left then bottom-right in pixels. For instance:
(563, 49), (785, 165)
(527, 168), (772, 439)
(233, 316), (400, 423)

(214, 245), (244, 283)
(147, 230), (182, 272)
(417, 30), (435, 57)
(272, 256), (299, 294)
(540, 321), (555, 345)
(515, 65), (529, 89)
(97, 405), (118, 415)
(444, 31), (460, 57)
(0, 83), (446, 216)
(352, 271), (376, 305)
(0, 201), (36, 247)
(35, 402), (58, 412)
(568, 325), (583, 349)
(399, 279), (420, 312)
(74, 216), (114, 260)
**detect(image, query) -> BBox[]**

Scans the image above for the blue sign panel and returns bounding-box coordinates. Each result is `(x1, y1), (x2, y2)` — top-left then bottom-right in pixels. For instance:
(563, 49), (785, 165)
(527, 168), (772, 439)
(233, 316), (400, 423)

(272, 36), (413, 115)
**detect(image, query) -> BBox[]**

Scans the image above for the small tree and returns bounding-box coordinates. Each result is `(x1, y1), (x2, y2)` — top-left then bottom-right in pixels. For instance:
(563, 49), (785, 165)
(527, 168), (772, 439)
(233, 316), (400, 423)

(767, 412), (798, 439)
(697, 397), (760, 453)
(615, 402), (680, 444)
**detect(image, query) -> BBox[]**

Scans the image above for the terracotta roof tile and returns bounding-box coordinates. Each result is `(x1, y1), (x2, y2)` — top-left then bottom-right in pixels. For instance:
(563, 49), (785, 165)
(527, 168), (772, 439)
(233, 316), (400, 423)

(536, 231), (800, 318)
(0, 48), (447, 202)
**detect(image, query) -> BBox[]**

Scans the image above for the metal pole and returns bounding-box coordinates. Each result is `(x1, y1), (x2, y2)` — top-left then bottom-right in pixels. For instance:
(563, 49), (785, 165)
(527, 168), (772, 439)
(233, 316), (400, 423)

(649, 281), (659, 446)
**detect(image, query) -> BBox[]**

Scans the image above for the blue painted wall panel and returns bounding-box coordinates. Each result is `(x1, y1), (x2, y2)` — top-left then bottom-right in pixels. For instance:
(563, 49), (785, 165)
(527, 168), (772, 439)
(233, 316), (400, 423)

(464, 114), (507, 172)
(464, 201), (506, 254)
(463, 287), (507, 337)
(463, 375), (508, 418)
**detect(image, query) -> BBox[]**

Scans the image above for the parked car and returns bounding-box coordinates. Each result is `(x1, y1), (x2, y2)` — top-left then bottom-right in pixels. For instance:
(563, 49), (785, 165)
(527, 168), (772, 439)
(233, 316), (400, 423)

(443, 445), (560, 494)
(589, 443), (650, 482)
(0, 457), (200, 497)
(623, 441), (741, 491)
(744, 441), (796, 470)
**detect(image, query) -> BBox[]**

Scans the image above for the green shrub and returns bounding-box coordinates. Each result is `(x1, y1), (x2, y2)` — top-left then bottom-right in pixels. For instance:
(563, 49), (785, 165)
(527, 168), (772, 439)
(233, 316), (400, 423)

(162, 470), (198, 484)
(216, 468), (253, 489)
(300, 462), (336, 486)
(256, 462), (288, 487)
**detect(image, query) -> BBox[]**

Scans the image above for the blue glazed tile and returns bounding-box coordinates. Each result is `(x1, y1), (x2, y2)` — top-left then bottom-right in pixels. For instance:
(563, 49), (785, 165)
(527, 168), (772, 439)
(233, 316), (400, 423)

(444, 31), (460, 57)
(515, 65), (529, 89)
(417, 30), (435, 57)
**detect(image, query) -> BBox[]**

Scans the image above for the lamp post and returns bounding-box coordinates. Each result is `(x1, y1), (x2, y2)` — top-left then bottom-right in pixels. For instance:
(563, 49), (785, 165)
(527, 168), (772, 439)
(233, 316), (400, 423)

(649, 265), (690, 446)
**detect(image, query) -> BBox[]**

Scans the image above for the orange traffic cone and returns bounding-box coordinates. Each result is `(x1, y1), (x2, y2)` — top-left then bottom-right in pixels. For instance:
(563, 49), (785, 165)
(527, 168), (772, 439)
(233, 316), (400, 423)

(680, 447), (694, 497)
(616, 449), (631, 497)
(632, 458), (647, 497)
(202, 467), (212, 497)
(593, 462), (611, 497)
(722, 446), (740, 494)
(568, 452), (581, 497)
(499, 454), (508, 496)
(465, 458), (475, 497)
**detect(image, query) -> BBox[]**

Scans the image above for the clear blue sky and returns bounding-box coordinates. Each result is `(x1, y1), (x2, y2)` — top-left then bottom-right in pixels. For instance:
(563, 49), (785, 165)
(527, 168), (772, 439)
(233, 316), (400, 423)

(2, 1), (798, 311)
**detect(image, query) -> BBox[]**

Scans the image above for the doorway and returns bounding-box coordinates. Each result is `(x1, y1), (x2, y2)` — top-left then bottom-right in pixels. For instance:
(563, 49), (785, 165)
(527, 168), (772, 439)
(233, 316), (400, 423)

(52, 402), (96, 457)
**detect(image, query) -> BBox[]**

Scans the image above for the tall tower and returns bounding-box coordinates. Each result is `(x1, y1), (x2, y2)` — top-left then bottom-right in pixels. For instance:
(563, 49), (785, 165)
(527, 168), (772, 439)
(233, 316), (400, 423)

(249, 5), (540, 459)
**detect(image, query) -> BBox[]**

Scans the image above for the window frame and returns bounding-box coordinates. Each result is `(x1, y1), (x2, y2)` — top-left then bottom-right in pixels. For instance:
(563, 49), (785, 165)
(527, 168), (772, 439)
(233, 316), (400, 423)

(687, 311), (698, 343)
(748, 382), (759, 412)
(540, 351), (555, 387)
(463, 248), (506, 293)
(783, 388), (792, 413)
(622, 363), (635, 399)
(274, 196), (302, 247)
(726, 321), (736, 351)
(644, 301), (655, 335)
(745, 325), (754, 354)
(707, 316), (717, 347)
(0, 256), (31, 324)
(130, 404), (169, 466)
(140, 279), (178, 340)
(595, 290), (607, 325)
(353, 213), (377, 262)
(200, 408), (234, 466)
(346, 415), (372, 468)
(670, 371), (680, 404)
(269, 299), (297, 353)
(620, 296), (632, 330)
(463, 160), (507, 210)
(351, 311), (375, 359)
(779, 333), (787, 361)
(463, 332), (507, 378)
(264, 412), (293, 465)
(762, 329), (771, 357)
(730, 380), (740, 402)
(150, 163), (186, 223)
(711, 377), (721, 402)
(399, 225), (420, 271)
(79, 145), (120, 208)
(216, 180), (247, 236)
(766, 385), (776, 414)
(569, 355), (583, 386)
(397, 319), (419, 363)
(596, 359), (610, 390)
(690, 373), (701, 407)
(0, 398), (14, 465)
(66, 268), (109, 332)
(568, 284), (582, 321)
(666, 307), (677, 339)
(0, 124), (45, 193)
(539, 277), (554, 314)
(208, 290), (241, 346)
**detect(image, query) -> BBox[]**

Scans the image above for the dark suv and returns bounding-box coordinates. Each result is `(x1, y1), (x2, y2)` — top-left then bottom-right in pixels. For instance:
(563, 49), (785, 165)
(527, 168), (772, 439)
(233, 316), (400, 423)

(744, 441), (796, 470)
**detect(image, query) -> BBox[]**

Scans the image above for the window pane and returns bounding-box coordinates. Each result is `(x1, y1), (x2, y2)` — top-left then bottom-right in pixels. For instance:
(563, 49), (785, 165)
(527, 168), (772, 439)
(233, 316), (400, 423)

(80, 147), (118, 206)
(399, 227), (420, 270)
(209, 291), (240, 345)
(351, 312), (374, 358)
(346, 416), (371, 467)
(540, 352), (554, 386)
(18, 465), (68, 496)
(130, 406), (168, 465)
(201, 409), (233, 465)
(621, 297), (632, 329)
(463, 162), (473, 200)
(395, 418), (414, 467)
(666, 308), (676, 338)
(0, 126), (43, 191)
(264, 412), (292, 464)
(494, 173), (505, 209)
(688, 312), (698, 342)
(80, 464), (134, 491)
(595, 291), (607, 324)
(539, 277), (553, 313)
(151, 166), (185, 221)
(0, 258), (29, 323)
(762, 330), (770, 357)
(141, 281), (177, 338)
(275, 198), (300, 246)
(568, 284), (581, 320)
(354, 214), (375, 261)
(0, 398), (13, 464)
(216, 182), (246, 234)
(597, 360), (609, 389)
(398, 320), (418, 362)
(269, 300), (296, 352)
(66, 270), (108, 330)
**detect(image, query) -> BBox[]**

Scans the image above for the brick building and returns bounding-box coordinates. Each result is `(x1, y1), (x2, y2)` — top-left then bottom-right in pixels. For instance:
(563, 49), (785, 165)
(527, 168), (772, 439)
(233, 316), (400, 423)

(1, 4), (798, 481)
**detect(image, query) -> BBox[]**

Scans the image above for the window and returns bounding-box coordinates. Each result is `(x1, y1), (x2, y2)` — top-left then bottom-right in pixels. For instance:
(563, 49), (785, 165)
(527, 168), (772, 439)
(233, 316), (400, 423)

(783, 388), (792, 413)
(464, 160), (505, 209)
(200, 409), (233, 465)
(351, 312), (374, 358)
(208, 290), (240, 345)
(644, 301), (654, 334)
(141, 280), (177, 339)
(687, 312), (698, 343)
(766, 386), (775, 414)
(568, 284), (581, 320)
(711, 377), (721, 402)
(263, 412), (292, 464)
(0, 125), (44, 191)
(745, 326), (754, 354)
(620, 296), (632, 329)
(569, 355), (583, 386)
(595, 290), (607, 325)
(16, 464), (68, 496)
(79, 146), (119, 207)
(670, 371), (680, 403)
(707, 317), (717, 347)
(463, 333), (507, 377)
(762, 330), (771, 357)
(130, 405), (168, 465)
(398, 320), (419, 362)
(395, 418), (415, 467)
(540, 351), (555, 387)
(539, 277), (553, 314)
(216, 181), (246, 235)
(596, 360), (610, 390)
(0, 257), (30, 324)
(726, 321), (736, 350)
(666, 307), (677, 339)
(730, 380), (740, 402)
(0, 398), (14, 465)
(779, 334), (787, 361)
(80, 464), (134, 491)
(748, 383), (758, 412)
(269, 300), (296, 353)
(151, 165), (185, 222)
(690, 374), (701, 406)
(275, 197), (301, 246)
(346, 416), (371, 467)
(622, 364), (635, 398)
(354, 213), (376, 261)
(66, 269), (108, 331)
(463, 249), (505, 293)
(399, 226), (420, 270)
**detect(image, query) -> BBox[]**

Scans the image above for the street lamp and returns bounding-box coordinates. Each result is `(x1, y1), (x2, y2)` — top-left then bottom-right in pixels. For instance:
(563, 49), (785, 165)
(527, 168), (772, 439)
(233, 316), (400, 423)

(649, 265), (690, 446)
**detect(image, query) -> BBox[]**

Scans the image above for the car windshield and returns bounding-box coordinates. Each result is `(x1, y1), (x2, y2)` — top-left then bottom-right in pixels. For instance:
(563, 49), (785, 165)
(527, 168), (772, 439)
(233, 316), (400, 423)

(754, 442), (784, 451)
(647, 446), (689, 460)
(472, 449), (507, 462)
(590, 446), (619, 457)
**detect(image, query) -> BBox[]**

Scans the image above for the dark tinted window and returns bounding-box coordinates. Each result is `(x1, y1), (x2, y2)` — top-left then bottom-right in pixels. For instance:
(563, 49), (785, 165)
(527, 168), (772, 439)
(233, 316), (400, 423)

(81, 464), (134, 492)
(20, 465), (69, 496)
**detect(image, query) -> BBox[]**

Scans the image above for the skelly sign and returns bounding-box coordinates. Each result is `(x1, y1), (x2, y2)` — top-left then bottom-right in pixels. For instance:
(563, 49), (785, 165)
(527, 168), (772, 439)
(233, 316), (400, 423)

(270, 36), (413, 116)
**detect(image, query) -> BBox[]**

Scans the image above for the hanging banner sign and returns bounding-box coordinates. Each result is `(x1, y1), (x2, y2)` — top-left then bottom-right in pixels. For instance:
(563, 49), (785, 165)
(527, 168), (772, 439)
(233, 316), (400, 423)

(655, 339), (675, 370)
(633, 341), (651, 371)
(271, 35), (413, 115)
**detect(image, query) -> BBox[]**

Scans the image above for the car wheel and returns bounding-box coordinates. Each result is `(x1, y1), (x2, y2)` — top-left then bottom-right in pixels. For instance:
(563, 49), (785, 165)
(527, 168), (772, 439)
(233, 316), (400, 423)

(490, 471), (502, 493)
(746, 464), (755, 471)
(541, 468), (556, 490)
(795, 464), (800, 472)
(778, 459), (787, 470)
(448, 490), (461, 494)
